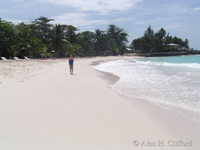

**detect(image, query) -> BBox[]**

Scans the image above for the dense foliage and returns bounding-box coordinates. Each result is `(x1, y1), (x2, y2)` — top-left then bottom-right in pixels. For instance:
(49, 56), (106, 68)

(131, 26), (189, 53)
(0, 17), (128, 58)
(1, 17), (191, 58)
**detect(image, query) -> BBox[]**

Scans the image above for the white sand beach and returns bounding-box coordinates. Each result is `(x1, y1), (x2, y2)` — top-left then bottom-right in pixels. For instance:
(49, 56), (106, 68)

(0, 57), (200, 150)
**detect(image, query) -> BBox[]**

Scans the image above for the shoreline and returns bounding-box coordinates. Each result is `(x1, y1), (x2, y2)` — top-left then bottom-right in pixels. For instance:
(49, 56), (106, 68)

(0, 57), (200, 150)
(90, 58), (121, 85)
(93, 56), (200, 123)
(91, 57), (200, 149)
(93, 57), (200, 149)
(135, 51), (200, 57)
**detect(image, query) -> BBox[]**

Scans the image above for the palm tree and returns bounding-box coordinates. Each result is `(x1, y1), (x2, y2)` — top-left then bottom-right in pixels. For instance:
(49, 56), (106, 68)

(107, 24), (128, 55)
(76, 31), (96, 56)
(0, 19), (16, 57)
(30, 17), (54, 50)
(65, 25), (79, 43)
(50, 24), (69, 57)
(94, 29), (106, 55)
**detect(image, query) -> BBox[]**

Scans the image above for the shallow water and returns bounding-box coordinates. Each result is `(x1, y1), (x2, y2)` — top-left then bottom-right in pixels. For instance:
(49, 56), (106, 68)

(94, 55), (200, 123)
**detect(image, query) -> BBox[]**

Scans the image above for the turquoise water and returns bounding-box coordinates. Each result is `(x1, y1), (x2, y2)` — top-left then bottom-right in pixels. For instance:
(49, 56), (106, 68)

(139, 55), (200, 64)
(138, 55), (200, 69)
(94, 55), (200, 123)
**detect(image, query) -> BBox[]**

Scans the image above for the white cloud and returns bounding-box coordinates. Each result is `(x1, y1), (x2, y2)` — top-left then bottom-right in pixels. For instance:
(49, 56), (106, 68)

(135, 21), (146, 25)
(52, 12), (131, 31)
(155, 17), (170, 21)
(52, 13), (107, 27)
(193, 7), (200, 11)
(40, 0), (142, 14)
(5, 19), (26, 24)
(12, 0), (25, 2)
(165, 23), (188, 30)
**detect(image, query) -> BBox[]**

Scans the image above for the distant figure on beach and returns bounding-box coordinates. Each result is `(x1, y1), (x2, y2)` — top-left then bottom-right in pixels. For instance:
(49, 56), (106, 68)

(69, 55), (74, 74)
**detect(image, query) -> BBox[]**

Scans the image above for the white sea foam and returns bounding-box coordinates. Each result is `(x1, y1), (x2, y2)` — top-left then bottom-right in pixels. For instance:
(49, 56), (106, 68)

(93, 56), (200, 122)
(135, 60), (200, 69)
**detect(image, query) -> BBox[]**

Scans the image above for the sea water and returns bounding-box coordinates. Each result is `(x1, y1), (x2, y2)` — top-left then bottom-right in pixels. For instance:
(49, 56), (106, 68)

(94, 55), (200, 123)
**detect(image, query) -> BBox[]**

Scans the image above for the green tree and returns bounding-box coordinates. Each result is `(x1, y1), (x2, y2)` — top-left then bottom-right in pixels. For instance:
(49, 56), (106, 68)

(183, 39), (189, 48)
(144, 25), (154, 37)
(131, 37), (150, 53)
(14, 22), (34, 57)
(26, 37), (46, 58)
(94, 29), (114, 56)
(76, 31), (96, 56)
(165, 34), (173, 45)
(0, 19), (15, 57)
(65, 25), (79, 43)
(155, 28), (166, 52)
(67, 43), (83, 57)
(107, 24), (128, 55)
(132, 26), (190, 53)
(0, 21), (29, 58)
(30, 16), (54, 50)
(143, 26), (156, 52)
(14, 22), (46, 58)
(50, 24), (69, 57)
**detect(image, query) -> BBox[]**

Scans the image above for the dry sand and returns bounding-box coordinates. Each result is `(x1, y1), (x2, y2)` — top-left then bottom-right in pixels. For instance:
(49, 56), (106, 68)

(0, 57), (200, 150)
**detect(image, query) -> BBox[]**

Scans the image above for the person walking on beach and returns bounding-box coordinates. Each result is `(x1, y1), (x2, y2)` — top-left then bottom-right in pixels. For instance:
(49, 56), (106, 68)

(69, 55), (74, 75)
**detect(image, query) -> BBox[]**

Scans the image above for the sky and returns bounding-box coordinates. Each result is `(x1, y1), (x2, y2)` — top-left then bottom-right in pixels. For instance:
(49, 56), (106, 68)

(1, 0), (200, 50)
